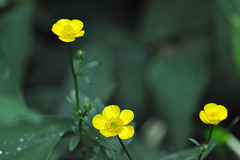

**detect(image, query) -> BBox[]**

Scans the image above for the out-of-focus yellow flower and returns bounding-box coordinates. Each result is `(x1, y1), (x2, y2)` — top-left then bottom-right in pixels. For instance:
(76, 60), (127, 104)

(199, 103), (228, 125)
(92, 105), (134, 139)
(52, 19), (85, 42)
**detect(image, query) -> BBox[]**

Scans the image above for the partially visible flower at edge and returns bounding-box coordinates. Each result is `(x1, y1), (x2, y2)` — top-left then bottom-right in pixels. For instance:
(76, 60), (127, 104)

(52, 19), (85, 42)
(199, 103), (228, 125)
(92, 105), (134, 140)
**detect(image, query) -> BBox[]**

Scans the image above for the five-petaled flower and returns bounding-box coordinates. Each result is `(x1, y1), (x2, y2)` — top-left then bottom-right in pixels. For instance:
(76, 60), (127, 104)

(199, 103), (228, 125)
(92, 105), (134, 139)
(52, 19), (85, 42)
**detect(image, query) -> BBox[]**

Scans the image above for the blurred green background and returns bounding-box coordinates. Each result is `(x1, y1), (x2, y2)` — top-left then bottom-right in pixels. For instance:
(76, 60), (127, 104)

(0, 0), (240, 159)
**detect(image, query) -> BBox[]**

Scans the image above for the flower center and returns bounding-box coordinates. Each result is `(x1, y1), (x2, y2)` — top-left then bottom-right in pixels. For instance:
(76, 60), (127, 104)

(111, 121), (118, 128)
(63, 25), (74, 37)
(208, 112), (219, 121)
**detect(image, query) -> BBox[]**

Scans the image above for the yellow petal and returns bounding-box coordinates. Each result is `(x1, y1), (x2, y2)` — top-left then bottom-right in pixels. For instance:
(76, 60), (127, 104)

(102, 105), (120, 119)
(52, 19), (71, 36)
(52, 23), (63, 36)
(218, 105), (228, 120)
(58, 36), (75, 42)
(92, 114), (107, 130)
(75, 30), (85, 38)
(70, 19), (84, 33)
(120, 109), (134, 125)
(199, 110), (210, 124)
(118, 125), (134, 140)
(56, 19), (71, 26)
(100, 130), (117, 138)
(204, 103), (218, 115)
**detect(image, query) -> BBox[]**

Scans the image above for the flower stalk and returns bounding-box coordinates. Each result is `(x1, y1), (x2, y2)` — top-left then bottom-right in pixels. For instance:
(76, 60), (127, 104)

(206, 125), (213, 145)
(197, 125), (214, 160)
(68, 43), (80, 109)
(117, 136), (133, 160)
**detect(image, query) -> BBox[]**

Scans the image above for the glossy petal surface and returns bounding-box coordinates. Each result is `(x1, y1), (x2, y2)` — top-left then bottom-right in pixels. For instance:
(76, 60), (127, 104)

(199, 103), (228, 125)
(92, 105), (135, 139)
(118, 125), (134, 139)
(120, 109), (134, 125)
(102, 105), (120, 119)
(92, 114), (107, 130)
(52, 19), (85, 42)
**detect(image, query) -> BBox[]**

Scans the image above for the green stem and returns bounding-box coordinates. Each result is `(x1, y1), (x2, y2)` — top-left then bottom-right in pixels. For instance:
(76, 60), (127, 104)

(68, 43), (86, 159)
(68, 43), (80, 109)
(197, 153), (203, 160)
(117, 136), (133, 160)
(206, 125), (214, 145)
(79, 110), (87, 134)
(197, 125), (214, 160)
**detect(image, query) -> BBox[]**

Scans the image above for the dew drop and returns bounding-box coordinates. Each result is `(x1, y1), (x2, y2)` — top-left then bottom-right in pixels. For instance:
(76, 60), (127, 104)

(16, 147), (22, 151)
(6, 152), (9, 155)
(95, 137), (98, 139)
(59, 132), (64, 137)
(0, 150), (3, 155)
(3, 142), (7, 145)
(19, 138), (24, 142)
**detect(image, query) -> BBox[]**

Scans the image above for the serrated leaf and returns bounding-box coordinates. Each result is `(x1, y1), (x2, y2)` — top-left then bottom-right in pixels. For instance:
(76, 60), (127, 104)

(69, 134), (81, 152)
(66, 96), (78, 111)
(188, 138), (200, 147)
(0, 116), (74, 160)
(80, 61), (101, 72)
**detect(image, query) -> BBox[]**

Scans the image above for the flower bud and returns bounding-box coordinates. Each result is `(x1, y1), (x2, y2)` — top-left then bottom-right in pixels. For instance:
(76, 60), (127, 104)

(76, 50), (85, 58)
(83, 102), (92, 111)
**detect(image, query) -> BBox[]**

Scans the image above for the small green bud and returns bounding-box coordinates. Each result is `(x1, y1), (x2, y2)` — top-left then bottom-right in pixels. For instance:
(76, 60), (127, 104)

(77, 110), (83, 116)
(76, 50), (85, 58)
(200, 144), (210, 153)
(83, 102), (92, 111)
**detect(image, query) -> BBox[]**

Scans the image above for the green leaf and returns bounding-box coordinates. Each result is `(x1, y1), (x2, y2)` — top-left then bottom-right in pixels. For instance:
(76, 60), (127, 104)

(75, 58), (83, 74)
(0, 0), (36, 122)
(188, 138), (200, 147)
(0, 1), (34, 95)
(0, 116), (74, 160)
(80, 61), (101, 72)
(66, 96), (78, 111)
(69, 134), (81, 152)
(78, 73), (92, 85)
(139, 0), (212, 42)
(147, 38), (210, 149)
(160, 117), (239, 160)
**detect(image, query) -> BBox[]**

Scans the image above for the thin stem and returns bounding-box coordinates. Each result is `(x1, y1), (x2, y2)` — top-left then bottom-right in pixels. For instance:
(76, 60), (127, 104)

(197, 153), (203, 160)
(68, 43), (85, 159)
(79, 110), (87, 134)
(117, 136), (133, 160)
(68, 43), (80, 109)
(197, 125), (214, 160)
(206, 125), (214, 145)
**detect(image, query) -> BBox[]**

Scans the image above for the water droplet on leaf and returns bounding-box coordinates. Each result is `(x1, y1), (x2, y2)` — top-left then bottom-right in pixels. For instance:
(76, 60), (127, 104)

(20, 138), (24, 142)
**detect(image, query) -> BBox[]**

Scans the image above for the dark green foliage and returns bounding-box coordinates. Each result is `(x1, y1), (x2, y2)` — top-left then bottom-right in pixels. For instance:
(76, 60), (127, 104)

(0, 0), (240, 159)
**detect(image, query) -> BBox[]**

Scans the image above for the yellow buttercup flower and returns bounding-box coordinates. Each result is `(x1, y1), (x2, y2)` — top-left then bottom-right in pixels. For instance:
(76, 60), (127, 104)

(52, 19), (85, 42)
(199, 103), (228, 125)
(92, 105), (134, 139)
